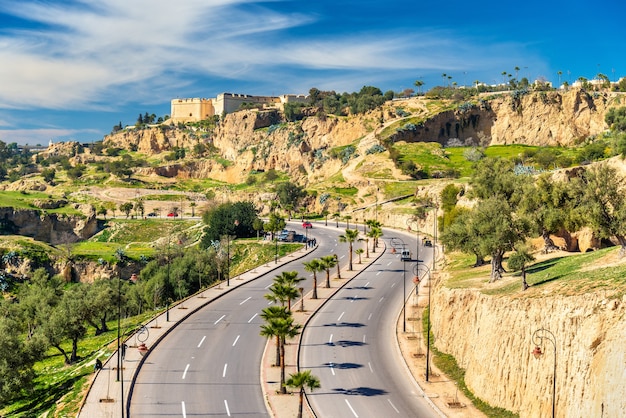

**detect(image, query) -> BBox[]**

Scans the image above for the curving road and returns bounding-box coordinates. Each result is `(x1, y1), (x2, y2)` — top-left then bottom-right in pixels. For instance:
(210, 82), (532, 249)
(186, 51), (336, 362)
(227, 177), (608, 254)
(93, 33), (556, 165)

(129, 222), (349, 417)
(300, 230), (440, 418)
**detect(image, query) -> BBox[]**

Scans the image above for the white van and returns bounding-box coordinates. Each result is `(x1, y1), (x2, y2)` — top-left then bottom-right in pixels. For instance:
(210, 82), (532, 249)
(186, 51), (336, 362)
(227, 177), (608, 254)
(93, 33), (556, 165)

(400, 250), (411, 261)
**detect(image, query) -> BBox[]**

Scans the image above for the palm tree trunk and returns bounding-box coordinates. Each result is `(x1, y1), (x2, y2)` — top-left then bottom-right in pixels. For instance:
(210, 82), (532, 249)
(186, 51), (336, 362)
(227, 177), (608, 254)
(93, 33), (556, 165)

(280, 337), (287, 394)
(312, 274), (318, 299)
(325, 270), (330, 288)
(298, 388), (304, 418)
(275, 336), (280, 366)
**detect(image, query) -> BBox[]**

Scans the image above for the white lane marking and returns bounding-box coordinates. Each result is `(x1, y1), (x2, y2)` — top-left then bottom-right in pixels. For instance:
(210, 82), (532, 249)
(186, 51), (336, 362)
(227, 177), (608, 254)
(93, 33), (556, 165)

(224, 399), (231, 416)
(340, 255), (345, 259)
(214, 314), (226, 325)
(345, 399), (359, 417)
(391, 282), (396, 288)
(379, 297), (384, 303)
(368, 362), (374, 373)
(330, 362), (336, 375)
(365, 282), (370, 287)
(362, 334), (366, 344)
(368, 313), (373, 321)
(328, 334), (333, 344)
(181, 401), (187, 418)
(223, 363), (228, 377)
(197, 336), (206, 348)
(232, 335), (240, 347)
(264, 283), (272, 289)
(248, 313), (258, 323)
(268, 301), (273, 305)
(337, 312), (345, 322)
(387, 261), (392, 266)
(182, 364), (190, 379)
(240, 296), (251, 305)
(388, 399), (400, 413)
(376, 271), (382, 276)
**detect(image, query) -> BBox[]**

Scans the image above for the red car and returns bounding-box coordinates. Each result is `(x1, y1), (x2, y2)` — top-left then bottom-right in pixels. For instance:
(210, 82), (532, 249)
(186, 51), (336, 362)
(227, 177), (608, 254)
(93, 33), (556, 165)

(302, 221), (312, 228)
(167, 212), (178, 217)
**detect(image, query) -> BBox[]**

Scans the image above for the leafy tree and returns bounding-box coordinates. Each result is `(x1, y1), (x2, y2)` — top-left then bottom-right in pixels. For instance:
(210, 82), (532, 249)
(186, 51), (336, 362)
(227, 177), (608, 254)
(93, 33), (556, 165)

(469, 157), (520, 203)
(253, 218), (265, 240)
(606, 106), (626, 132)
(201, 201), (259, 245)
(339, 229), (360, 271)
(507, 245), (535, 291)
(517, 173), (574, 252)
(41, 168), (55, 184)
(275, 182), (307, 217)
(263, 212), (286, 241)
(42, 284), (89, 364)
(440, 184), (461, 212)
(285, 370), (321, 418)
(570, 164), (626, 255)
(84, 279), (117, 335)
(97, 205), (108, 220)
(473, 198), (528, 281)
(0, 315), (44, 403)
(440, 207), (486, 267)
(120, 202), (134, 218)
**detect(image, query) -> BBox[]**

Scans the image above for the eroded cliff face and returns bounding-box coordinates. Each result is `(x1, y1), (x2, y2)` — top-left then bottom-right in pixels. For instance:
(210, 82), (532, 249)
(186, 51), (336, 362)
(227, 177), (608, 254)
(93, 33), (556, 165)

(393, 90), (626, 147)
(431, 273), (626, 417)
(0, 206), (97, 244)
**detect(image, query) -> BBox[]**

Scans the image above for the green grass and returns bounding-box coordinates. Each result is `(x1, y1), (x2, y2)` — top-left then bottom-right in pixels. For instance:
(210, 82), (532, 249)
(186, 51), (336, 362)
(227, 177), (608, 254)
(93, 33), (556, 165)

(445, 246), (626, 298)
(0, 190), (55, 209)
(72, 241), (155, 262)
(1, 312), (155, 417)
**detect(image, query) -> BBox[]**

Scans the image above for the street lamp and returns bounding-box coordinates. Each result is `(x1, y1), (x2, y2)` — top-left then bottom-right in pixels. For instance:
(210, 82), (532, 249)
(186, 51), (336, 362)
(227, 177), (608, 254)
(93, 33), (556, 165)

(423, 265), (435, 382)
(531, 328), (557, 418)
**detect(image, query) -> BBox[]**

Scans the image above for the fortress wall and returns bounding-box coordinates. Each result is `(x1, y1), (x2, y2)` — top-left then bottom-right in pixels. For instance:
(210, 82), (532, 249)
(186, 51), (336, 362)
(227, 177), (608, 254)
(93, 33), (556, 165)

(170, 98), (215, 122)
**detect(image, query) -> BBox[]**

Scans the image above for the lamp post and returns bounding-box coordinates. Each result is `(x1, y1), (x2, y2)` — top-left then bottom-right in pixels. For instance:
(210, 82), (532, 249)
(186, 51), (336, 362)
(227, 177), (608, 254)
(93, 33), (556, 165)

(424, 266), (434, 382)
(531, 328), (557, 418)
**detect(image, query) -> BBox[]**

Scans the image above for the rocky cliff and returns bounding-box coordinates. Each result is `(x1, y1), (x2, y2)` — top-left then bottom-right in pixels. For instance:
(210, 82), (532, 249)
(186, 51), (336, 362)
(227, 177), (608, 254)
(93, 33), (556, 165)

(431, 269), (625, 417)
(0, 206), (97, 244)
(103, 89), (626, 186)
(393, 90), (626, 146)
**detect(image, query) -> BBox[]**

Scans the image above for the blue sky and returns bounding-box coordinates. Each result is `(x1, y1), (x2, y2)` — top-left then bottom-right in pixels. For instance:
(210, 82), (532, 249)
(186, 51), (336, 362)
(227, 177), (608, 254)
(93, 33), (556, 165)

(0, 0), (624, 146)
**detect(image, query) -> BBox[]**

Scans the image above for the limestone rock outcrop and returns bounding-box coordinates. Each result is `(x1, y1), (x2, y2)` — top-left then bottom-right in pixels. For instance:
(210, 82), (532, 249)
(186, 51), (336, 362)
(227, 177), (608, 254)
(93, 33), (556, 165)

(0, 205), (97, 244)
(432, 275), (626, 417)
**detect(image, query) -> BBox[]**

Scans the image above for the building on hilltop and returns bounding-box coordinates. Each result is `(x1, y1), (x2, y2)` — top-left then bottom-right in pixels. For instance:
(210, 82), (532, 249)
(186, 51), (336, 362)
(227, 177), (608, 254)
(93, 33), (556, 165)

(170, 92), (308, 123)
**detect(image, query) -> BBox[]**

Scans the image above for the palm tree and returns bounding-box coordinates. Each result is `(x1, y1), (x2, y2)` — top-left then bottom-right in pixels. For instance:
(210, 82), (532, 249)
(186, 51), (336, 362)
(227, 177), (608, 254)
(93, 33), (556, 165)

(367, 226), (383, 253)
(260, 305), (290, 366)
(320, 255), (337, 288)
(332, 212), (340, 228)
(334, 254), (341, 279)
(260, 317), (302, 394)
(414, 79), (424, 95)
(339, 229), (360, 271)
(344, 215), (352, 229)
(355, 248), (364, 264)
(303, 259), (323, 299)
(285, 370), (321, 418)
(274, 270), (305, 288)
(266, 281), (300, 312)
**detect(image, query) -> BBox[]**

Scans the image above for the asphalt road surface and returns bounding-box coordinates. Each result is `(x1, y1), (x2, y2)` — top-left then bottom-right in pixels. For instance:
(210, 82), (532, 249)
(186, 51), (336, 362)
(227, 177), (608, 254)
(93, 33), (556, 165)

(300, 230), (440, 418)
(129, 222), (349, 417)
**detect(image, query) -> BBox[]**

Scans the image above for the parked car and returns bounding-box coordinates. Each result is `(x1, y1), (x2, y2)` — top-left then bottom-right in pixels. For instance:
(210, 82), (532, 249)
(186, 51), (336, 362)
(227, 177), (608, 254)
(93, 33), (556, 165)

(400, 250), (411, 261)
(424, 239), (432, 247)
(302, 221), (312, 228)
(167, 212), (178, 217)
(147, 212), (157, 217)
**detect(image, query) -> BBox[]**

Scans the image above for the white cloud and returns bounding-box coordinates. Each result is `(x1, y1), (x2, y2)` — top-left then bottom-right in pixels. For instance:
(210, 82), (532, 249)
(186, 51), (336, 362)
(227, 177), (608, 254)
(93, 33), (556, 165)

(0, 0), (543, 114)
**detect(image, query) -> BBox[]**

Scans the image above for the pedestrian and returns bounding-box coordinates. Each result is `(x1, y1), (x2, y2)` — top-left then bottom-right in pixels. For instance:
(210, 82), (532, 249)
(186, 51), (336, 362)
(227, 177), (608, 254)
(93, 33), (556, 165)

(94, 358), (103, 372)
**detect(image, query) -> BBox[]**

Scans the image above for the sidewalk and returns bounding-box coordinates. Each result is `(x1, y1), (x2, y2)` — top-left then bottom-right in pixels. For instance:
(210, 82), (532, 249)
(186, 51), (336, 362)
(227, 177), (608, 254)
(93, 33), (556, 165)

(77, 244), (316, 418)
